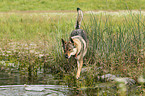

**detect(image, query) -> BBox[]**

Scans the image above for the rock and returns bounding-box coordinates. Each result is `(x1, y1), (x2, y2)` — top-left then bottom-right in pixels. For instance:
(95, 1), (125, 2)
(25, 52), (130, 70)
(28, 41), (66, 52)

(98, 74), (116, 81)
(25, 85), (45, 92)
(114, 77), (136, 85)
(81, 67), (92, 73)
(138, 75), (145, 84)
(97, 74), (136, 86)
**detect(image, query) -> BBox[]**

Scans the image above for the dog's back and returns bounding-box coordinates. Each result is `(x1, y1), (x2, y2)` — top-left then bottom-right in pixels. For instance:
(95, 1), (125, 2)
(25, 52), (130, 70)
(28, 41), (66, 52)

(69, 8), (88, 59)
(70, 8), (88, 46)
(70, 29), (88, 43)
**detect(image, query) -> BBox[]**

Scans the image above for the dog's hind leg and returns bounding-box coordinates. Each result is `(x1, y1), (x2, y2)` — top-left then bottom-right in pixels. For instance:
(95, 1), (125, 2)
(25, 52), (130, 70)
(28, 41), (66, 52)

(76, 57), (83, 79)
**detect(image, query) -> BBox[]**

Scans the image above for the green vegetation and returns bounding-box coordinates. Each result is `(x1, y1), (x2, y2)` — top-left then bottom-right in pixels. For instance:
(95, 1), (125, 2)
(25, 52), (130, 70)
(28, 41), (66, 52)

(0, 11), (144, 77)
(0, 10), (145, 95)
(0, 0), (145, 11)
(0, 0), (145, 95)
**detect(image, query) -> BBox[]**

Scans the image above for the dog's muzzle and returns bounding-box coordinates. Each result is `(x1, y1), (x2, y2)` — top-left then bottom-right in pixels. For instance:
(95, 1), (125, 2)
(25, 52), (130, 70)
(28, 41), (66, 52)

(65, 54), (69, 58)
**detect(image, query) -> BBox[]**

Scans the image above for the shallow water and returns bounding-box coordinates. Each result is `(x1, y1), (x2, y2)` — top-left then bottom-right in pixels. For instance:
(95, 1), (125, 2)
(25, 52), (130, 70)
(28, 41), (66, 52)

(0, 68), (117, 96)
(0, 85), (119, 96)
(0, 85), (68, 96)
(0, 62), (143, 96)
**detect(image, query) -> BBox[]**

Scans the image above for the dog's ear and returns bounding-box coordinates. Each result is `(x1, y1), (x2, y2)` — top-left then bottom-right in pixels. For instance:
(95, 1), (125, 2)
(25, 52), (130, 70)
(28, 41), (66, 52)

(70, 38), (74, 44)
(61, 39), (66, 49)
(61, 39), (66, 44)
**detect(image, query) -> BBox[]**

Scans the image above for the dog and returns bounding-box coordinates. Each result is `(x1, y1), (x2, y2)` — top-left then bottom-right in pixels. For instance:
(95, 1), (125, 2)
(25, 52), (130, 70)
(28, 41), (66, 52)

(61, 8), (88, 79)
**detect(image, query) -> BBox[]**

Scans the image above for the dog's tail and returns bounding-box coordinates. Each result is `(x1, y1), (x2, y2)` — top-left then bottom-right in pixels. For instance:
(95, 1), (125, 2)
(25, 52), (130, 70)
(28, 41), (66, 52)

(75, 8), (83, 29)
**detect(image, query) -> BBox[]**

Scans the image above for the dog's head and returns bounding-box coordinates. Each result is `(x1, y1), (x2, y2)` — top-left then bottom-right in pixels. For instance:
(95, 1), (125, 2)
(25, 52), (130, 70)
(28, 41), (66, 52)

(61, 38), (77, 58)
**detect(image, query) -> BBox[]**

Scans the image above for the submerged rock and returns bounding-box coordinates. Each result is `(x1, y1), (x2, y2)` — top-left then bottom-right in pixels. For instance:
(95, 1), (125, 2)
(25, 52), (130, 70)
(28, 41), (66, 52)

(114, 77), (136, 85)
(24, 85), (45, 92)
(138, 75), (145, 84)
(98, 74), (116, 81)
(81, 67), (92, 73)
(97, 74), (136, 86)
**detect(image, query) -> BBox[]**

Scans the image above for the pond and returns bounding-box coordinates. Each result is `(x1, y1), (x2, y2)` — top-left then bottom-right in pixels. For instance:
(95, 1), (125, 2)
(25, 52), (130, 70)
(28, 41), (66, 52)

(0, 84), (124, 96)
(0, 67), (143, 96)
(0, 68), (111, 96)
(0, 85), (113, 96)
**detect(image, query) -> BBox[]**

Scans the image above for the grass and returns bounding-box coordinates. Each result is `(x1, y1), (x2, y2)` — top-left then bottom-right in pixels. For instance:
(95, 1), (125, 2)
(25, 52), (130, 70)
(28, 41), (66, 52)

(0, 10), (145, 95)
(0, 0), (145, 11)
(85, 12), (144, 78)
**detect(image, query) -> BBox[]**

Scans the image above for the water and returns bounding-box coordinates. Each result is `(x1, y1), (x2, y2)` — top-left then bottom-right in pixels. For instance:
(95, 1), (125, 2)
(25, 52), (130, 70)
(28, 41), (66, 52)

(0, 85), (69, 96)
(0, 68), (117, 96)
(0, 68), (67, 96)
(0, 85), (119, 96)
(0, 65), (143, 96)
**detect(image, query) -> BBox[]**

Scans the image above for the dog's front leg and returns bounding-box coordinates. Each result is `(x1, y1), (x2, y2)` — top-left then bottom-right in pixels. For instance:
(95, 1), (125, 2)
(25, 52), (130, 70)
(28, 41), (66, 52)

(76, 58), (83, 79)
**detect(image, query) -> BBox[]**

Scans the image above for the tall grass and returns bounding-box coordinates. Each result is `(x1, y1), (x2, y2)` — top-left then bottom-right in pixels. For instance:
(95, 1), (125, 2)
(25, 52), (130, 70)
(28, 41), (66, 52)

(0, 11), (144, 86)
(83, 11), (145, 80)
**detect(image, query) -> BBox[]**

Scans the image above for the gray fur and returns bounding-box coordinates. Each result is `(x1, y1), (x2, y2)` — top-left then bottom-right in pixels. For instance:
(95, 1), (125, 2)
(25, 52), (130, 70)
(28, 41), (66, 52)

(61, 8), (88, 79)
(75, 8), (83, 29)
(70, 29), (88, 43)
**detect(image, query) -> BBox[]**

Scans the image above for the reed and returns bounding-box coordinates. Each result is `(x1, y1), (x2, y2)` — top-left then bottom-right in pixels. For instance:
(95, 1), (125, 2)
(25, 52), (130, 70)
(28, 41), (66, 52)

(0, 11), (144, 88)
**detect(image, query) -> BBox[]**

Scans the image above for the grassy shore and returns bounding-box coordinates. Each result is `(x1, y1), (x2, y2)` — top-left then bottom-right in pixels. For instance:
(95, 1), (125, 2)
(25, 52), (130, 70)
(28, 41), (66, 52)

(0, 0), (145, 94)
(0, 10), (145, 95)
(0, 10), (144, 77)
(0, 0), (145, 11)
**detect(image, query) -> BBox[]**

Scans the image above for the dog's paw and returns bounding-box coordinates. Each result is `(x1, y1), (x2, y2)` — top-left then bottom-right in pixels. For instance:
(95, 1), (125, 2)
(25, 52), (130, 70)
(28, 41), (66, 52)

(76, 75), (80, 79)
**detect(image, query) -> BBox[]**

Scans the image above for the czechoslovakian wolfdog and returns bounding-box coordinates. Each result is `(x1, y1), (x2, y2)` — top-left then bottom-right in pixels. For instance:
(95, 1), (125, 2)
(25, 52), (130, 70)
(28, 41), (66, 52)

(61, 8), (88, 79)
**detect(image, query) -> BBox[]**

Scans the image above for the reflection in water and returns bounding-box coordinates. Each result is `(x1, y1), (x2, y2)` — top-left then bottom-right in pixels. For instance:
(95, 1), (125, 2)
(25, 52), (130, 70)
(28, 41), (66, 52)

(0, 85), (68, 96)
(0, 68), (115, 96)
(0, 85), (117, 96)
(0, 67), (63, 85)
(0, 68), (20, 85)
(0, 66), (142, 96)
